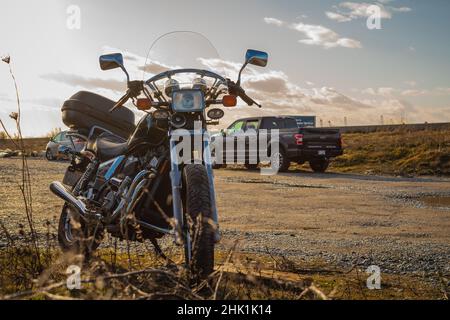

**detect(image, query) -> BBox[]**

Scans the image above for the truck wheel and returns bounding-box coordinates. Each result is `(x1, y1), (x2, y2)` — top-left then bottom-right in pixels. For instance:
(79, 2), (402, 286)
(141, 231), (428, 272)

(271, 148), (290, 173)
(309, 159), (330, 173)
(183, 164), (215, 278)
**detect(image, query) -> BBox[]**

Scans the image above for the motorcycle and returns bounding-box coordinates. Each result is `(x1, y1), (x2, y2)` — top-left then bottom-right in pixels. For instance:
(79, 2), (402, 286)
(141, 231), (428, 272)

(50, 33), (268, 277)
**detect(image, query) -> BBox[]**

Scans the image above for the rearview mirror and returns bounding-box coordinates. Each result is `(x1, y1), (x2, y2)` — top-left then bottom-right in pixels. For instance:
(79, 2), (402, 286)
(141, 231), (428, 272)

(99, 53), (130, 82)
(237, 49), (269, 85)
(99, 53), (124, 71)
(245, 49), (268, 67)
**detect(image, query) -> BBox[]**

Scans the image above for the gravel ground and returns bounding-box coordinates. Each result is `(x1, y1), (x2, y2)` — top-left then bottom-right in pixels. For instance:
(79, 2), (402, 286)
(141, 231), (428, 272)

(0, 158), (449, 282)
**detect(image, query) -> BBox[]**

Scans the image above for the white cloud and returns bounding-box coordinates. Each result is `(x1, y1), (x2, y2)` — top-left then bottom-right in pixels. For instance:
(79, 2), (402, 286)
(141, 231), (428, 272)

(325, 11), (352, 22)
(263, 17), (284, 27)
(326, 1), (411, 23)
(404, 80), (417, 87)
(401, 89), (428, 97)
(291, 22), (362, 49)
(377, 87), (395, 97)
(362, 86), (450, 98)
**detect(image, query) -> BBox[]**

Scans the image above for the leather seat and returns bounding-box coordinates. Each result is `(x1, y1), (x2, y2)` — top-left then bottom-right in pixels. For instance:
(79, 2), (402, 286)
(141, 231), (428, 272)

(93, 134), (128, 162)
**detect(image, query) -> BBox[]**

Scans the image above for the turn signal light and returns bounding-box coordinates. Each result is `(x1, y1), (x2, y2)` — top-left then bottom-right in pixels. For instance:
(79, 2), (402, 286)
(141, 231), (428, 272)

(222, 95), (237, 107)
(136, 98), (151, 110)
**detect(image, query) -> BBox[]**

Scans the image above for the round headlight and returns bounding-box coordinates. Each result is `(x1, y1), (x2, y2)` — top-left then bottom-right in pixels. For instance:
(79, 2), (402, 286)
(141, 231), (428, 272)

(207, 108), (225, 120)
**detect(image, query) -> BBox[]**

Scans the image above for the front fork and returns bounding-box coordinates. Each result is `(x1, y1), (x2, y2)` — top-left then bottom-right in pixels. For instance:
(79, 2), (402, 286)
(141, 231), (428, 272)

(169, 130), (220, 259)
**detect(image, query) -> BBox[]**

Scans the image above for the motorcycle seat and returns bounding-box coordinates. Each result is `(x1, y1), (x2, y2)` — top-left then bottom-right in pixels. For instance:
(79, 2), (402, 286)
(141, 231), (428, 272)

(93, 134), (128, 162)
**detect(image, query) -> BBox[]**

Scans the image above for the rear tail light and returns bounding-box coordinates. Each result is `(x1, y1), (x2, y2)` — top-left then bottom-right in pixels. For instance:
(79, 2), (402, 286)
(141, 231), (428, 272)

(294, 134), (304, 145)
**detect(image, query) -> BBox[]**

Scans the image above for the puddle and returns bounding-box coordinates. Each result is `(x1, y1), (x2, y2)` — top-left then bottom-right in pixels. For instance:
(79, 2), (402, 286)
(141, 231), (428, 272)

(419, 196), (450, 209)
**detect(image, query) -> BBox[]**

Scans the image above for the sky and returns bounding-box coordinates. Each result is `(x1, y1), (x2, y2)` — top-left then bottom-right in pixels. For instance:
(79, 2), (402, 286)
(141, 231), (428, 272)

(1, 0), (450, 136)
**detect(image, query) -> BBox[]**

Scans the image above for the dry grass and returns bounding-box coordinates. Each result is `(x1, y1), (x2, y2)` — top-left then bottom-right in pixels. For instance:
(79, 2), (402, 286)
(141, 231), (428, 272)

(0, 138), (48, 154)
(328, 128), (450, 176)
(0, 233), (445, 300)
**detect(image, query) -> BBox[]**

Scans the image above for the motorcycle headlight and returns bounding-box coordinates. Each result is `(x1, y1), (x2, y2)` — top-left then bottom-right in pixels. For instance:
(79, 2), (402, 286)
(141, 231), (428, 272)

(172, 89), (205, 112)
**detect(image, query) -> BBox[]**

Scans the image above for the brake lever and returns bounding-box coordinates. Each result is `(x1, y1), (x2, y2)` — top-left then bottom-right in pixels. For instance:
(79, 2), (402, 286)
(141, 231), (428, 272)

(109, 92), (130, 113)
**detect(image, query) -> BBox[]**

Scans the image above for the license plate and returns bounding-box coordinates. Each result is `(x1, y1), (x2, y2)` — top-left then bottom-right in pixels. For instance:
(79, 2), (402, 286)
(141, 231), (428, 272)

(318, 150), (326, 155)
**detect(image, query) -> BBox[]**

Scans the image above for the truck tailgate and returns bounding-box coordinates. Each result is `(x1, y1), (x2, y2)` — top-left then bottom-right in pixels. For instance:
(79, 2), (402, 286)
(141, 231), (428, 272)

(300, 128), (341, 149)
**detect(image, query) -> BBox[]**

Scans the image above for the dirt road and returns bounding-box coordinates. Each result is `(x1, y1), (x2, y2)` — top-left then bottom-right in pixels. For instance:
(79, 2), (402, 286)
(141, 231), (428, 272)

(0, 158), (449, 280)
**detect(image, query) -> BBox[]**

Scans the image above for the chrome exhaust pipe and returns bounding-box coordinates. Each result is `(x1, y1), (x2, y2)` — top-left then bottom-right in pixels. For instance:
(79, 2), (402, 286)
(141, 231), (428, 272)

(50, 181), (87, 218)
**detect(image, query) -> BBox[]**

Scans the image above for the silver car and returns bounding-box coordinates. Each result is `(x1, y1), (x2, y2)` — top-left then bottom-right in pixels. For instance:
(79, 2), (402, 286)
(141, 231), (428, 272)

(45, 131), (85, 161)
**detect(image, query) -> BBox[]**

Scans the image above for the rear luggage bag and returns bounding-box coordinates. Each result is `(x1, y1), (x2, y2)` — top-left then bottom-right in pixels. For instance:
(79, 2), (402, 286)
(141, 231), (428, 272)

(62, 91), (136, 139)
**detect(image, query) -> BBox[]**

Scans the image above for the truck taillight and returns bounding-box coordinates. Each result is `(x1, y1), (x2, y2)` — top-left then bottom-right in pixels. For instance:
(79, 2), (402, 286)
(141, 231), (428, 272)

(294, 134), (304, 145)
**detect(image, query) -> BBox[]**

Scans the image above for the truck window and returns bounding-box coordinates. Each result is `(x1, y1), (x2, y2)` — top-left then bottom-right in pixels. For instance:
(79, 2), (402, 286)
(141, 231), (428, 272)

(245, 120), (259, 131)
(263, 118), (288, 129)
(227, 120), (245, 135)
(284, 118), (298, 129)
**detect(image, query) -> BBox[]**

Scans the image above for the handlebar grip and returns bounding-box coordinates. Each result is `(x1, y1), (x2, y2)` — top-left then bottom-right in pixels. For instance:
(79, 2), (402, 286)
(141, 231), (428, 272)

(239, 91), (254, 106)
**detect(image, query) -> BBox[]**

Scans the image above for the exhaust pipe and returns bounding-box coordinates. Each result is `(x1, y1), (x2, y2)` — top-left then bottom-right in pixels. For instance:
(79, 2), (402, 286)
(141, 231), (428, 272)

(50, 181), (87, 218)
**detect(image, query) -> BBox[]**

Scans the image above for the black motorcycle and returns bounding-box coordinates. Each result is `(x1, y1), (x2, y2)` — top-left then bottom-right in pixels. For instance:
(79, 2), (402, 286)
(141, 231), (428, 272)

(51, 36), (268, 277)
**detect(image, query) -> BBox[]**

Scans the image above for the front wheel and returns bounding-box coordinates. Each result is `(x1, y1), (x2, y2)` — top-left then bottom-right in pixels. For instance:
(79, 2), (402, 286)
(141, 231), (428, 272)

(271, 148), (290, 172)
(46, 149), (55, 161)
(183, 164), (215, 278)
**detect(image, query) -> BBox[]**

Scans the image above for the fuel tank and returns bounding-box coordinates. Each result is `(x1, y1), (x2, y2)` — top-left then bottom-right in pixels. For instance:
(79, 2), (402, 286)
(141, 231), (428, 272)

(128, 114), (167, 152)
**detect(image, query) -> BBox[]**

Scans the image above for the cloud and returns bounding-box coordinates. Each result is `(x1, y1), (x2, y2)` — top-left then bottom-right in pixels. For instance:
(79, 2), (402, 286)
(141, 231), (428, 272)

(326, 1), (411, 23)
(264, 16), (362, 49)
(401, 89), (428, 97)
(361, 86), (450, 98)
(41, 73), (126, 92)
(325, 11), (352, 22)
(36, 48), (450, 131)
(263, 17), (284, 27)
(404, 80), (417, 87)
(291, 22), (362, 49)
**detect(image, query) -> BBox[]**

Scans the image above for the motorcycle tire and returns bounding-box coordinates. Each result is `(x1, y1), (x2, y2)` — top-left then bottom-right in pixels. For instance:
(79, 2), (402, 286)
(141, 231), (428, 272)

(58, 204), (103, 258)
(182, 164), (215, 278)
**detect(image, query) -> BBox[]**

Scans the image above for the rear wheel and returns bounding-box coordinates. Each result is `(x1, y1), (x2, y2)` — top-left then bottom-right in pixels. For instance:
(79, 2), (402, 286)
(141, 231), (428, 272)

(183, 164), (215, 278)
(58, 204), (103, 258)
(309, 158), (330, 173)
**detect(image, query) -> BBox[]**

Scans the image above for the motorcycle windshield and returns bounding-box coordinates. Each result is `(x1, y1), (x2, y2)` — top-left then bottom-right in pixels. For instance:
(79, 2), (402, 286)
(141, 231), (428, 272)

(143, 31), (225, 88)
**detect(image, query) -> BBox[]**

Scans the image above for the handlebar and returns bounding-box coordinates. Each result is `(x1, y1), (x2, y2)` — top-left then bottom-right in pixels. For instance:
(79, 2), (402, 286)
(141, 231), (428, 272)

(227, 79), (262, 108)
(109, 80), (145, 113)
(109, 92), (131, 112)
(110, 78), (262, 113)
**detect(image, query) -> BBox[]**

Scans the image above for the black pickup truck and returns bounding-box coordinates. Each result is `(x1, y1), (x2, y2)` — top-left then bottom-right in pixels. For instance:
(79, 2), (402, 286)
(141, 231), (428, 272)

(211, 116), (343, 172)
